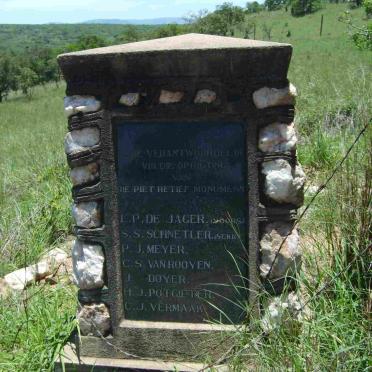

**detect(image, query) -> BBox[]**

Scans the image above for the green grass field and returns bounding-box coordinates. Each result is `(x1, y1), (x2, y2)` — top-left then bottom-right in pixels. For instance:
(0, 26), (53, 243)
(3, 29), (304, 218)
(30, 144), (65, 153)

(0, 4), (371, 371)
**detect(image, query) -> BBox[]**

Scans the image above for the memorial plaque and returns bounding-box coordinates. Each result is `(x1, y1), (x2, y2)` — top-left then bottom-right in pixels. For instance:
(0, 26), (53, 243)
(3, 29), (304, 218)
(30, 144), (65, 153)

(57, 33), (298, 369)
(116, 121), (248, 323)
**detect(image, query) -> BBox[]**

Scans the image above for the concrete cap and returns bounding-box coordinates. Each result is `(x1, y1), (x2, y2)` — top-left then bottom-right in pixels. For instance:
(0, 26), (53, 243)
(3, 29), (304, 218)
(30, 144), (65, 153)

(58, 33), (290, 58)
(58, 33), (292, 94)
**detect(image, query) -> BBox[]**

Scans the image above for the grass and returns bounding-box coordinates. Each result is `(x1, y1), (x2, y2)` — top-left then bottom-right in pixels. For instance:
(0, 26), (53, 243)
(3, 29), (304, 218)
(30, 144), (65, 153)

(0, 3), (371, 371)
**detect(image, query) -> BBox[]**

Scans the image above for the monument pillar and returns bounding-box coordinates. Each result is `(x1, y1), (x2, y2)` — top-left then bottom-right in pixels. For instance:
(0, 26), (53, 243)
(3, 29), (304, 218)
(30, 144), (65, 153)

(57, 34), (305, 370)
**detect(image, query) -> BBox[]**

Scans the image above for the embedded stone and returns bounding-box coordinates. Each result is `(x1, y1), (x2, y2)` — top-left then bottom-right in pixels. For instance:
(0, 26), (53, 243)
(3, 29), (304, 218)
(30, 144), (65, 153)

(159, 90), (184, 104)
(260, 222), (301, 280)
(64, 95), (101, 117)
(72, 201), (102, 228)
(259, 122), (297, 153)
(194, 89), (217, 104)
(261, 292), (303, 333)
(262, 159), (305, 206)
(72, 240), (104, 290)
(119, 92), (140, 106)
(77, 303), (111, 336)
(253, 83), (297, 109)
(64, 127), (100, 155)
(70, 163), (99, 187)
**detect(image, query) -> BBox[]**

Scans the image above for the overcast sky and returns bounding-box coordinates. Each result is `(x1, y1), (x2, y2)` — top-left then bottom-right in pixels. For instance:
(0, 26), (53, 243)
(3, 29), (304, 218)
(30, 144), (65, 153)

(0, 0), (249, 24)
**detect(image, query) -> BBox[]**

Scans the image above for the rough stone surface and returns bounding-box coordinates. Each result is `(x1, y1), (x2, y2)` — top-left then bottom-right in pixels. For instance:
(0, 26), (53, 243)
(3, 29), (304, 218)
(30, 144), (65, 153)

(261, 292), (303, 333)
(259, 122), (297, 153)
(70, 162), (99, 187)
(72, 240), (104, 290)
(253, 83), (297, 109)
(72, 201), (102, 228)
(159, 90), (184, 104)
(77, 303), (111, 336)
(0, 278), (11, 298)
(119, 92), (140, 106)
(64, 127), (100, 155)
(194, 89), (217, 104)
(4, 262), (50, 290)
(260, 222), (301, 280)
(262, 159), (305, 206)
(2, 246), (70, 291)
(64, 95), (101, 117)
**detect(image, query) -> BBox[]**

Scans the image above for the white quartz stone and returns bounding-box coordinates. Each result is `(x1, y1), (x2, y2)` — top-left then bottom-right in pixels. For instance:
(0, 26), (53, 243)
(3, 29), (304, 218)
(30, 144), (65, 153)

(261, 292), (303, 333)
(72, 240), (104, 290)
(253, 83), (297, 109)
(77, 303), (111, 336)
(4, 261), (50, 290)
(72, 201), (102, 228)
(119, 92), (140, 106)
(64, 96), (101, 118)
(194, 89), (217, 104)
(64, 127), (100, 155)
(259, 122), (297, 153)
(260, 222), (301, 280)
(159, 89), (184, 104)
(262, 159), (305, 206)
(70, 163), (99, 186)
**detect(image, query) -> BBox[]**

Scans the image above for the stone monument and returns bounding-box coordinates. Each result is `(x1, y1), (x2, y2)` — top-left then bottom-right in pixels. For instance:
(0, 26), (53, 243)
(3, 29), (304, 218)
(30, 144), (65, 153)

(56, 34), (305, 371)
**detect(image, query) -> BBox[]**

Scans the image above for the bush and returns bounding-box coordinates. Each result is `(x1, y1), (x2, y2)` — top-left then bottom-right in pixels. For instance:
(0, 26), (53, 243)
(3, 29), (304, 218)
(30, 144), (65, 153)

(291, 0), (322, 16)
(363, 0), (372, 17)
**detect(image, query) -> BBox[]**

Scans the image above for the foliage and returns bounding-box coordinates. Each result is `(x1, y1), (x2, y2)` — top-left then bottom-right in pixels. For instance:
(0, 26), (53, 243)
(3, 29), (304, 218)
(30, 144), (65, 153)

(246, 1), (265, 13)
(66, 35), (107, 52)
(18, 67), (38, 96)
(339, 11), (372, 49)
(264, 0), (286, 11)
(363, 0), (372, 16)
(290, 0), (322, 16)
(190, 2), (245, 36)
(0, 55), (18, 102)
(154, 23), (185, 38)
(116, 25), (141, 43)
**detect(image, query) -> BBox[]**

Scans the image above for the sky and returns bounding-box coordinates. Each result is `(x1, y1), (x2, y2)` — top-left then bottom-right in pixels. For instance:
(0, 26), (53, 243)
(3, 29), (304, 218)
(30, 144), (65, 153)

(0, 0), (249, 24)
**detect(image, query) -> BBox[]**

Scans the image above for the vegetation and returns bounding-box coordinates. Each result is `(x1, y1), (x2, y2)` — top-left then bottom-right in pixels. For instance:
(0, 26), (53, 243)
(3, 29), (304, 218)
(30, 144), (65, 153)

(0, 2), (371, 371)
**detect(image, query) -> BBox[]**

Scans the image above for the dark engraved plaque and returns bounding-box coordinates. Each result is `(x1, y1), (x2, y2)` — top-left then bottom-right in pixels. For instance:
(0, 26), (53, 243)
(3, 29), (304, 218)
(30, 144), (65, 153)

(116, 122), (248, 323)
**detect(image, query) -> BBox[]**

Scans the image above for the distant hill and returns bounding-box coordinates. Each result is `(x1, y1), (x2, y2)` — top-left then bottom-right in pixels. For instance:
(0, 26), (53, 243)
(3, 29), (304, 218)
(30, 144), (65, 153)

(82, 18), (186, 25)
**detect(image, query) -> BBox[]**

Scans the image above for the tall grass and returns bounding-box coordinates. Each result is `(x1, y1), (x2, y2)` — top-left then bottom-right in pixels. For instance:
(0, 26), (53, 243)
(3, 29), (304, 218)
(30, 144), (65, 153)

(0, 85), (76, 371)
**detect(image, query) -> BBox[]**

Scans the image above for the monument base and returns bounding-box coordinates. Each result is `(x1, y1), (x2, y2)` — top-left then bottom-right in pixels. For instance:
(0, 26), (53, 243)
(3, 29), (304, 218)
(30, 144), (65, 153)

(55, 343), (228, 372)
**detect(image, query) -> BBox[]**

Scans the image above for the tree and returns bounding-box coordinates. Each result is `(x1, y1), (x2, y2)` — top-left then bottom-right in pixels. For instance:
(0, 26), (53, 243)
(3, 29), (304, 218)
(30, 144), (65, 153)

(246, 1), (264, 13)
(116, 25), (140, 43)
(190, 2), (245, 36)
(215, 2), (245, 35)
(154, 24), (184, 38)
(265, 0), (286, 11)
(18, 67), (38, 96)
(66, 35), (107, 52)
(290, 0), (321, 16)
(0, 55), (18, 103)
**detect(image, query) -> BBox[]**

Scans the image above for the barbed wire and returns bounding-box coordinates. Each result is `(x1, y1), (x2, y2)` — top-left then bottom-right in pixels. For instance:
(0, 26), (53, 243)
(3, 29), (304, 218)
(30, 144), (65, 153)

(266, 121), (370, 279)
